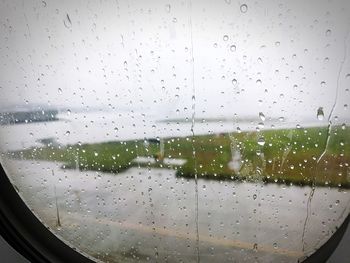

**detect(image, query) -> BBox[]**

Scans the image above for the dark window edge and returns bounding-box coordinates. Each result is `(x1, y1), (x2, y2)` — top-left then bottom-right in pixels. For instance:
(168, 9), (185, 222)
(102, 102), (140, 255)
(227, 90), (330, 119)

(0, 163), (94, 263)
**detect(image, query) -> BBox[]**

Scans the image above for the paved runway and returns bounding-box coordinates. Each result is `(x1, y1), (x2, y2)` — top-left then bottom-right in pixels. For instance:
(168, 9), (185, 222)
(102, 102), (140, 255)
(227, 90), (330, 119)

(3, 158), (349, 262)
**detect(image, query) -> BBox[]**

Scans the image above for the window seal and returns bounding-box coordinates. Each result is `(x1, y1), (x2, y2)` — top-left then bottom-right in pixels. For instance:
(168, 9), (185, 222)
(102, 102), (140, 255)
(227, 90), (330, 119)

(302, 213), (349, 263)
(0, 163), (94, 263)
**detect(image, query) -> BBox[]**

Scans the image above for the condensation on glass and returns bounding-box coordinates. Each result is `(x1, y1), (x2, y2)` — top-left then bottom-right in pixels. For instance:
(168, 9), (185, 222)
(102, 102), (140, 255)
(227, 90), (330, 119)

(0, 0), (349, 262)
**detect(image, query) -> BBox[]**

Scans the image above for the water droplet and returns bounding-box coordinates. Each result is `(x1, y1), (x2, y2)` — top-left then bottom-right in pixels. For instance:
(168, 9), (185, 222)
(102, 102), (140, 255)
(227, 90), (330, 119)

(65, 131), (70, 136)
(94, 152), (99, 157)
(253, 194), (257, 200)
(165, 4), (171, 13)
(320, 81), (326, 88)
(325, 29), (332, 36)
(256, 79), (262, 85)
(223, 35), (229, 41)
(240, 4), (248, 13)
(257, 137), (265, 146)
(58, 88), (62, 94)
(230, 45), (236, 52)
(317, 107), (324, 121)
(63, 13), (72, 29)
(232, 79), (238, 86)
(259, 112), (265, 121)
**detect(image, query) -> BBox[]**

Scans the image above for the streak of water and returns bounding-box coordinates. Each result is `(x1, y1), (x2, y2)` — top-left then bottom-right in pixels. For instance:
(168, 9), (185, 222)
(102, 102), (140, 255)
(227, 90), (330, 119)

(304, 28), (350, 253)
(53, 172), (61, 228)
(188, 0), (199, 261)
(301, 187), (315, 252)
(317, 29), (349, 164)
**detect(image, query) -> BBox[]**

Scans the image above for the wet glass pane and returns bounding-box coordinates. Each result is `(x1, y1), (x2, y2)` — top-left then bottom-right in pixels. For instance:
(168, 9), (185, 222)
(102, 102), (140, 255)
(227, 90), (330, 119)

(0, 0), (349, 262)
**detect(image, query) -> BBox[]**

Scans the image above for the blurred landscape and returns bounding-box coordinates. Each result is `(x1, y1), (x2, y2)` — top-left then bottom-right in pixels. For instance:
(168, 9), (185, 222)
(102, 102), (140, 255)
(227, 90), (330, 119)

(0, 106), (349, 262)
(10, 122), (350, 188)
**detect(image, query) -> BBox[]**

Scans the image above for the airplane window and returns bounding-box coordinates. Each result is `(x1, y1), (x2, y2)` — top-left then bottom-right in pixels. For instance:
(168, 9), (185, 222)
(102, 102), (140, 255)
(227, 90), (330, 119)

(0, 0), (349, 262)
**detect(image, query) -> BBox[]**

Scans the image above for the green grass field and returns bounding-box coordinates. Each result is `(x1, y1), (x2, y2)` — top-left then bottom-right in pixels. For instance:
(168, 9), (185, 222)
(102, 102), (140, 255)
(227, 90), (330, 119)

(10, 125), (350, 188)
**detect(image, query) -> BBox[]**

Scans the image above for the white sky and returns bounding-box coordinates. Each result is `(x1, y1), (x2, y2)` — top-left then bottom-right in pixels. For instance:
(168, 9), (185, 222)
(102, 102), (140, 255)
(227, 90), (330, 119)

(1, 0), (350, 123)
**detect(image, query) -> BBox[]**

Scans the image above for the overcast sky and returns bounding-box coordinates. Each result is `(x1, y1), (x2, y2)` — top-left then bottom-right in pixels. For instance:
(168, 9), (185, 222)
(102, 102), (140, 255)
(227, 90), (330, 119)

(1, 0), (350, 123)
